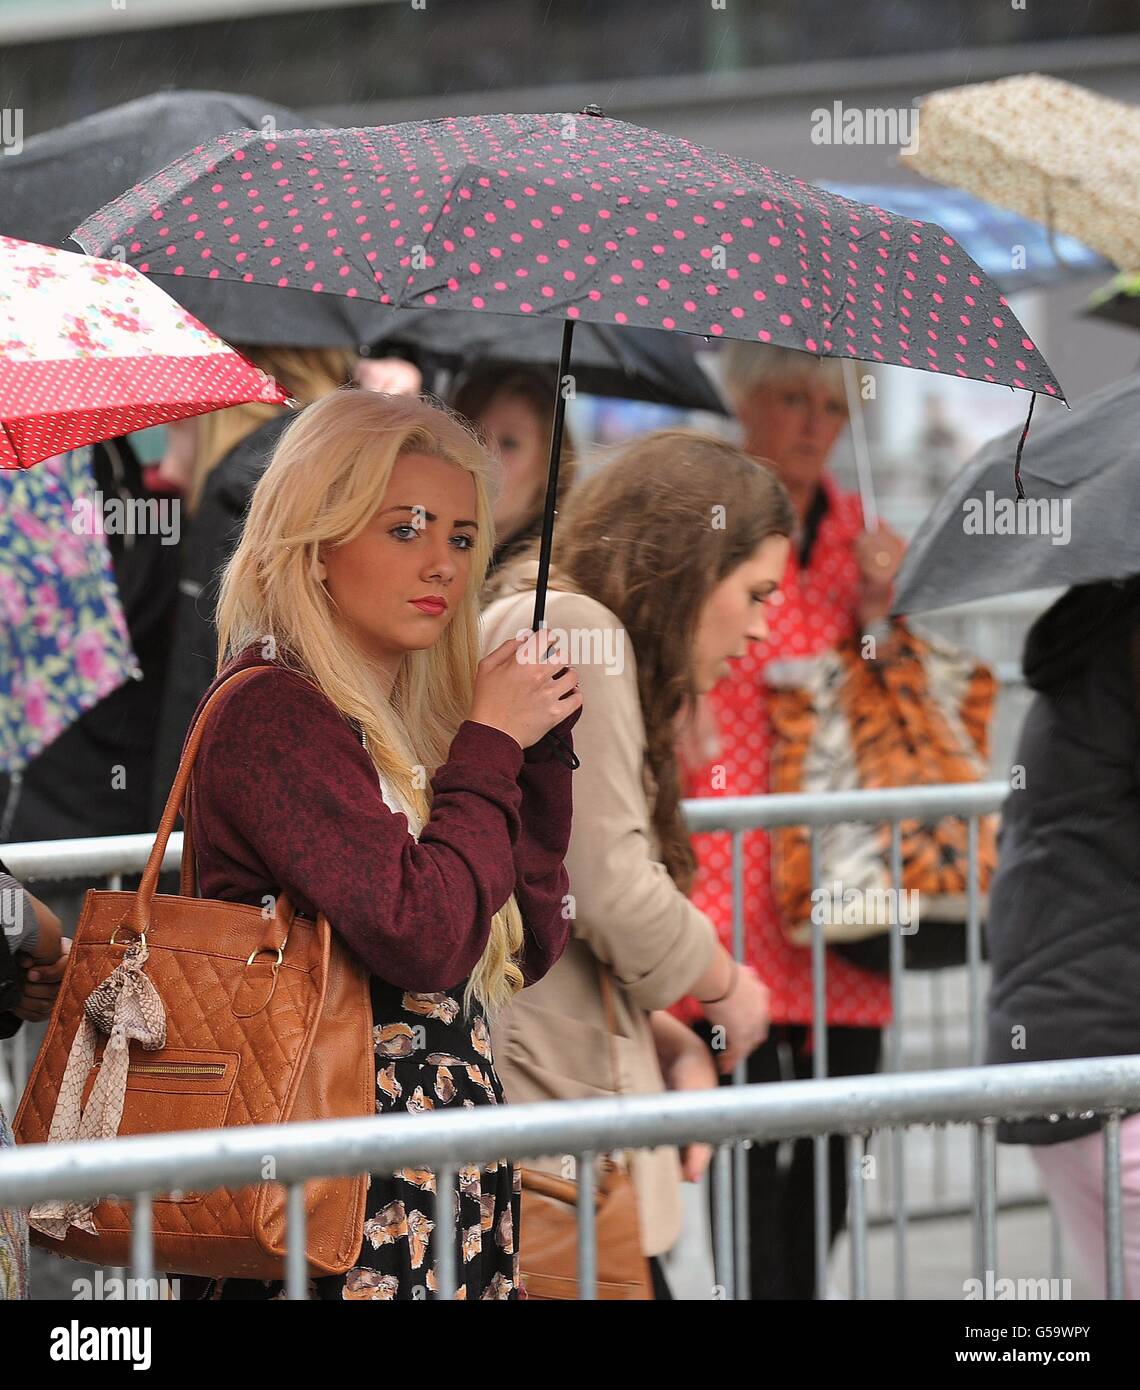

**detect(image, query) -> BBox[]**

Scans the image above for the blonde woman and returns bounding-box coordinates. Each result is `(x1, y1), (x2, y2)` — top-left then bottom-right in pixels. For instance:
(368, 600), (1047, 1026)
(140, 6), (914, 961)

(181, 389), (581, 1300)
(151, 347), (359, 817)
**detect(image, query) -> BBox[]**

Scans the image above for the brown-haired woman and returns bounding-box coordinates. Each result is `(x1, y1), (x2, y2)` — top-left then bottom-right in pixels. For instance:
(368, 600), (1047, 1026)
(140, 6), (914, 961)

(481, 430), (795, 1297)
(450, 365), (578, 601)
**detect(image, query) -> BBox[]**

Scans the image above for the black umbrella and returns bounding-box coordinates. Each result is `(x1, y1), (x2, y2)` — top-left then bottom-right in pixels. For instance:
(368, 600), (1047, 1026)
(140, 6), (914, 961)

(0, 90), (389, 348)
(893, 373), (1140, 616)
(75, 108), (1066, 762)
(368, 309), (726, 412)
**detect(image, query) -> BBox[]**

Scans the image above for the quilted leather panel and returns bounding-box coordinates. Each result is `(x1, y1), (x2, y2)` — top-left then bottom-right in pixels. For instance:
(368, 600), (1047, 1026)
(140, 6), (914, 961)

(15, 889), (373, 1279)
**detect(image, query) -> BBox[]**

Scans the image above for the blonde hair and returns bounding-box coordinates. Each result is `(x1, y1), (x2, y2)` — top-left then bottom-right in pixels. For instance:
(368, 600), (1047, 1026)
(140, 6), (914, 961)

(190, 347), (356, 513)
(719, 341), (846, 412)
(214, 387), (524, 1015)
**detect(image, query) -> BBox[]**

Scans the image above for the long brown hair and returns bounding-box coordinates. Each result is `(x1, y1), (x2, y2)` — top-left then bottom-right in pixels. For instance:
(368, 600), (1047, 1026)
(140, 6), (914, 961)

(549, 430), (794, 891)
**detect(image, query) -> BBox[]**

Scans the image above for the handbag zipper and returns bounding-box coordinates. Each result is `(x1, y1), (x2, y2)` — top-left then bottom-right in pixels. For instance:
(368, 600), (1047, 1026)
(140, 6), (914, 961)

(93, 1061), (227, 1078)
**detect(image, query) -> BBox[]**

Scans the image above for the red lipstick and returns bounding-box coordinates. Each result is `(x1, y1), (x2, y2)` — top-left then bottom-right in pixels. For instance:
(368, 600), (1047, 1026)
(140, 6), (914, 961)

(410, 596), (447, 616)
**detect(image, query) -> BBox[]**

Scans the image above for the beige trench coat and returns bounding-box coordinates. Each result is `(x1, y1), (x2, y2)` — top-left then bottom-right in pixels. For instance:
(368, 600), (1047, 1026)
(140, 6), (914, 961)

(482, 572), (719, 1256)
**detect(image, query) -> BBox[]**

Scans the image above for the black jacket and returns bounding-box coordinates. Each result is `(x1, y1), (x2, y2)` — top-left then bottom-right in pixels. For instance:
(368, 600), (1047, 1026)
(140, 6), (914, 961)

(150, 413), (295, 819)
(986, 579), (1140, 1143)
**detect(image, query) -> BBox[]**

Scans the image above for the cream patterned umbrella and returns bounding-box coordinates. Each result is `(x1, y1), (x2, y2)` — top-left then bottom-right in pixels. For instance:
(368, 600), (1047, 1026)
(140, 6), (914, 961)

(900, 73), (1140, 272)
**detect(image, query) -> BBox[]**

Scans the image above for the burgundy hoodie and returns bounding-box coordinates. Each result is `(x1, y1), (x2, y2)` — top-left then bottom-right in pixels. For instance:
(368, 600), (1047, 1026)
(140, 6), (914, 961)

(184, 645), (578, 991)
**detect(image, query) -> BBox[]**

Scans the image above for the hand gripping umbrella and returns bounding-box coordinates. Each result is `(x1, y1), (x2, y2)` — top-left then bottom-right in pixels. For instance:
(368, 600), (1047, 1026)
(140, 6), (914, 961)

(74, 108), (1065, 759)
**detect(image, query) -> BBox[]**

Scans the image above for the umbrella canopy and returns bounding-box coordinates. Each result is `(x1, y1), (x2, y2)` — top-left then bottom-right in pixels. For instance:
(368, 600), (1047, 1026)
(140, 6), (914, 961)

(0, 447), (139, 773)
(74, 110), (1061, 398)
(823, 182), (1108, 292)
(368, 308), (726, 411)
(0, 235), (286, 470)
(0, 90), (388, 348)
(893, 372), (1140, 616)
(901, 74), (1140, 271)
(1084, 269), (1140, 332)
(73, 108), (1065, 772)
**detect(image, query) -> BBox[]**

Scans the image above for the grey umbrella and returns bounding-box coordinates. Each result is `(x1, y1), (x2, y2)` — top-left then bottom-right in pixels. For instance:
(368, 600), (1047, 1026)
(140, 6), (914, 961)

(893, 374), (1139, 615)
(0, 90), (389, 348)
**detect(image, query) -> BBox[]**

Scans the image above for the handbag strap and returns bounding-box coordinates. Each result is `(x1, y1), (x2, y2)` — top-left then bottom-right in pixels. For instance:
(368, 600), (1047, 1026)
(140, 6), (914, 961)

(121, 664), (283, 934)
(179, 665), (333, 897)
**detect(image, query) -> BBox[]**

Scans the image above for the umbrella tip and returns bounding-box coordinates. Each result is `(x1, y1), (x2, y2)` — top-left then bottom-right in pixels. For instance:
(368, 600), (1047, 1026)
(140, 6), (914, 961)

(579, 104), (605, 118)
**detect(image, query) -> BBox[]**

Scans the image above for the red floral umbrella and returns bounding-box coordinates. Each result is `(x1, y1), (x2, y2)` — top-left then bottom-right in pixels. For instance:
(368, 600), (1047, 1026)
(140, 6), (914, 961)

(0, 235), (286, 470)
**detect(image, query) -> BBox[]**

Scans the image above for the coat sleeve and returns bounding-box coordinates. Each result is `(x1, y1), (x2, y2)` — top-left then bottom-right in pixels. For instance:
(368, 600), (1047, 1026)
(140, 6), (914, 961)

(192, 670), (529, 992)
(478, 600), (579, 987)
(531, 592), (719, 1012)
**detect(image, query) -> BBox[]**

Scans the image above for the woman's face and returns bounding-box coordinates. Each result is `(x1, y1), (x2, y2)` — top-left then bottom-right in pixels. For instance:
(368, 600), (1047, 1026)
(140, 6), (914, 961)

(692, 534), (791, 693)
(735, 373), (847, 501)
(477, 390), (548, 542)
(319, 451), (478, 684)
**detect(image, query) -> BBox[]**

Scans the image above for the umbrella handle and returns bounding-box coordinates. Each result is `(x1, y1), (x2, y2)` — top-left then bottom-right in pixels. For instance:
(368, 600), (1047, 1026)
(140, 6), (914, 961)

(841, 357), (878, 532)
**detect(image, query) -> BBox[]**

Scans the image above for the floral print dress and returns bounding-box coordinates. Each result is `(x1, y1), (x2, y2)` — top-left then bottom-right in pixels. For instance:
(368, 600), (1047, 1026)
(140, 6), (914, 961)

(346, 978), (520, 1301)
(183, 981), (520, 1302)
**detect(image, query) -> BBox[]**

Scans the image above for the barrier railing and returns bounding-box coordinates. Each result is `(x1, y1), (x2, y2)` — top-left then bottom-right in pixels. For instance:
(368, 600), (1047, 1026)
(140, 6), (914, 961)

(680, 781), (1008, 1297)
(2, 780), (1056, 1301)
(0, 1057), (1134, 1300)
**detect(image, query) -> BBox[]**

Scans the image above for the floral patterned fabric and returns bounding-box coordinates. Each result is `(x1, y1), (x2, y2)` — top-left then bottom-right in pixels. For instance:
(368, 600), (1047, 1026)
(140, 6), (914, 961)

(185, 979), (521, 1301)
(0, 234), (285, 469)
(0, 446), (138, 772)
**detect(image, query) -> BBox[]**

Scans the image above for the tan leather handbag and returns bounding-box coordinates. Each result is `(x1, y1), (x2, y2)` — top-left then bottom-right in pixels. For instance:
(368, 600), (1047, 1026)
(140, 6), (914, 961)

(519, 968), (654, 1300)
(14, 665), (375, 1280)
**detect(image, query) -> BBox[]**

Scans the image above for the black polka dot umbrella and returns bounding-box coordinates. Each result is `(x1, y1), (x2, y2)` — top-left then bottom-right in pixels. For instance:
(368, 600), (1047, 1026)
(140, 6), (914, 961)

(73, 108), (1064, 755)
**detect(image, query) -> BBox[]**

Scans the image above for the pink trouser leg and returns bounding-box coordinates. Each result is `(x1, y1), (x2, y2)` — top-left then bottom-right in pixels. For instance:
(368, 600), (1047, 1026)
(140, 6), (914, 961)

(1030, 1113), (1140, 1299)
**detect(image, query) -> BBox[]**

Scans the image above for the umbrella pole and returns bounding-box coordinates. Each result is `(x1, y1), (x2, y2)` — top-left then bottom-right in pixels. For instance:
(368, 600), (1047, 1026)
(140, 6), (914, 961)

(841, 358), (878, 531)
(530, 317), (580, 769)
(531, 317), (575, 630)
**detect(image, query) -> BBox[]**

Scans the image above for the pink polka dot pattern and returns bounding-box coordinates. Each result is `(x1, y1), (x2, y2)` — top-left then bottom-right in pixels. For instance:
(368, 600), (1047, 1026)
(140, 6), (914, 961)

(0, 236), (287, 470)
(672, 477), (892, 1031)
(73, 112), (1064, 401)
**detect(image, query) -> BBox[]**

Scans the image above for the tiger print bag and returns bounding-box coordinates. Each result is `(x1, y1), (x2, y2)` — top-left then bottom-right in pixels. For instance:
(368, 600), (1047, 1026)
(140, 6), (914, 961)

(766, 622), (997, 973)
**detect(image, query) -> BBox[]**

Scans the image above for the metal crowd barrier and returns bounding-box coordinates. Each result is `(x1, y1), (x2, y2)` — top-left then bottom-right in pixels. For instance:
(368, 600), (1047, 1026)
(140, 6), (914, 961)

(2, 781), (1109, 1301)
(0, 1057), (1135, 1300)
(680, 781), (1009, 1298)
